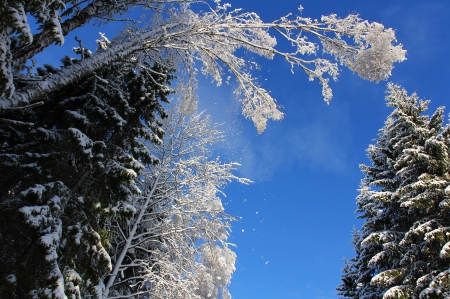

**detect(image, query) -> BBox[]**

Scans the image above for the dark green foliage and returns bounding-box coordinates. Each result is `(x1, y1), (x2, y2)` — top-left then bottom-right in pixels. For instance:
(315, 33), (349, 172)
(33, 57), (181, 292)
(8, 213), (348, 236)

(338, 84), (450, 299)
(0, 55), (174, 298)
(337, 228), (362, 298)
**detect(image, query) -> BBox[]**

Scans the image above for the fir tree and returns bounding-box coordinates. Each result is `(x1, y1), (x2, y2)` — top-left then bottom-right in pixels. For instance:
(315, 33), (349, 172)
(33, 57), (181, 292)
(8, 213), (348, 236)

(337, 228), (364, 298)
(338, 84), (450, 299)
(0, 47), (174, 298)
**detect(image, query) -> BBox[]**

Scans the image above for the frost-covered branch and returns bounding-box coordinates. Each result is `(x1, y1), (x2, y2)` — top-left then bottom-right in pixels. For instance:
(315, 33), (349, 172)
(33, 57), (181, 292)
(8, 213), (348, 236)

(104, 103), (250, 298)
(6, 0), (202, 78)
(1, 2), (405, 132)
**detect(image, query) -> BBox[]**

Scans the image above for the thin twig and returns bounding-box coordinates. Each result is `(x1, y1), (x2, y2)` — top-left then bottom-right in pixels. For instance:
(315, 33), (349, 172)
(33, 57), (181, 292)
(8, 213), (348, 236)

(0, 118), (34, 127)
(75, 36), (84, 60)
(13, 74), (51, 82)
(1, 101), (44, 111)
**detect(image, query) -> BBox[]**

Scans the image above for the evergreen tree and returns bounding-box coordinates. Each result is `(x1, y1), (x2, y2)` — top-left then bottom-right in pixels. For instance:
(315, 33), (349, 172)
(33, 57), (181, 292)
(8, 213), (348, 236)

(0, 47), (174, 298)
(338, 84), (450, 299)
(337, 228), (361, 298)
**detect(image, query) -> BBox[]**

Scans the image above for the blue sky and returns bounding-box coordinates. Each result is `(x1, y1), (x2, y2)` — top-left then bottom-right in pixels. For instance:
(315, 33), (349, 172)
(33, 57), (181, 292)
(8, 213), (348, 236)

(195, 1), (450, 298)
(35, 0), (450, 298)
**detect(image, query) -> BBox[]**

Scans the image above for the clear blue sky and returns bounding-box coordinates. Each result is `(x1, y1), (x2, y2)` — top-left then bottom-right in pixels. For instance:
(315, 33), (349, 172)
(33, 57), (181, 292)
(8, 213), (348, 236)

(196, 1), (450, 298)
(37, 1), (450, 298)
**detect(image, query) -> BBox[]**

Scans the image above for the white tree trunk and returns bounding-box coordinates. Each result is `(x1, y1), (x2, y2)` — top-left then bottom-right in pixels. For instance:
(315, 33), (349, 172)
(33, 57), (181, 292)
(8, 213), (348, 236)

(103, 172), (161, 299)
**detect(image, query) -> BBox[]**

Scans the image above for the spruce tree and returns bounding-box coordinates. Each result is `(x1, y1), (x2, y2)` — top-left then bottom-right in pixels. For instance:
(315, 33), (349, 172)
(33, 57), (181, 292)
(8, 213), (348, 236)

(338, 84), (450, 299)
(337, 228), (367, 298)
(0, 47), (174, 298)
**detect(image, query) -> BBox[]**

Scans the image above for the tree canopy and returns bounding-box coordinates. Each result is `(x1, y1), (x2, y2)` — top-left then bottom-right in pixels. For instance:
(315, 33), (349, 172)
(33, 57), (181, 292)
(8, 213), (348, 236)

(0, 53), (174, 298)
(1, 0), (406, 132)
(338, 84), (450, 299)
(0, 1), (411, 298)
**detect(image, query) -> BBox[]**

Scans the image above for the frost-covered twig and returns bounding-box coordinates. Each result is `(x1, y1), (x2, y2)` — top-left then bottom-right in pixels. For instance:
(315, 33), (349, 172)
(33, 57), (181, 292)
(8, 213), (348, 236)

(1, 2), (406, 134)
(104, 103), (250, 298)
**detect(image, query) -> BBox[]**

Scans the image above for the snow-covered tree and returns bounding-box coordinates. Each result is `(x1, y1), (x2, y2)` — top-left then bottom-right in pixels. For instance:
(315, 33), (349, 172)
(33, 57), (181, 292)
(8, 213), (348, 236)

(338, 84), (450, 299)
(104, 104), (249, 299)
(1, 1), (406, 132)
(1, 0), (192, 92)
(337, 227), (375, 299)
(0, 59), (248, 298)
(0, 48), (174, 298)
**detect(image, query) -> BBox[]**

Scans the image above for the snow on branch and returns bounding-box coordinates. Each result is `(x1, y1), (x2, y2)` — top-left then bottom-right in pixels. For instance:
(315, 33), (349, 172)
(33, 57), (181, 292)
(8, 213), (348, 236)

(0, 2), (406, 133)
(103, 102), (250, 298)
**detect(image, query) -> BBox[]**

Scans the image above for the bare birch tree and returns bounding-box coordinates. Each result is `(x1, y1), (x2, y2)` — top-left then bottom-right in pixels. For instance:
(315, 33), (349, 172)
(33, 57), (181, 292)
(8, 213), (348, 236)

(102, 104), (250, 299)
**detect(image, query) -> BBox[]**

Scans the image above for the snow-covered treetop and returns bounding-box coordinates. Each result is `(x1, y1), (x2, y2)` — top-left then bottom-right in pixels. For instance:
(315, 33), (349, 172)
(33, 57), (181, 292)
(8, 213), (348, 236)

(0, 1), (406, 133)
